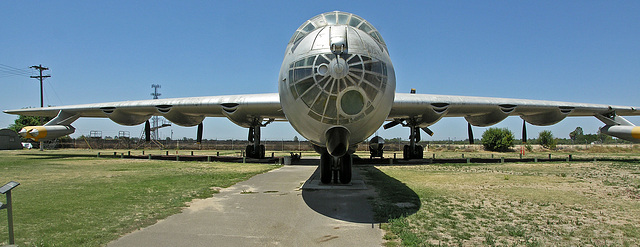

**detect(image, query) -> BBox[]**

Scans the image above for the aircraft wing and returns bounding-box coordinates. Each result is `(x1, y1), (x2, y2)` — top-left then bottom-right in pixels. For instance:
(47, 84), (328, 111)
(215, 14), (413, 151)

(389, 93), (640, 128)
(4, 93), (285, 128)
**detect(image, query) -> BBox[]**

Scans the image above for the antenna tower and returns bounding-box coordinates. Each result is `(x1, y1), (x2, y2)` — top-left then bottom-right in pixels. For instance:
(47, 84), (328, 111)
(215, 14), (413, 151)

(151, 84), (161, 140)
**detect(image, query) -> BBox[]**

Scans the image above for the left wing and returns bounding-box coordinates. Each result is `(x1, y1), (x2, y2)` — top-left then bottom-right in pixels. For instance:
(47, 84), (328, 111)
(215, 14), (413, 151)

(389, 93), (640, 142)
(4, 93), (284, 140)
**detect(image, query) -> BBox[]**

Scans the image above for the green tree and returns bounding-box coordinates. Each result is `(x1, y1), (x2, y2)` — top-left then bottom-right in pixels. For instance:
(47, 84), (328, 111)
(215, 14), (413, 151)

(8, 115), (52, 133)
(597, 128), (613, 144)
(569, 127), (584, 144)
(538, 130), (557, 149)
(481, 128), (514, 152)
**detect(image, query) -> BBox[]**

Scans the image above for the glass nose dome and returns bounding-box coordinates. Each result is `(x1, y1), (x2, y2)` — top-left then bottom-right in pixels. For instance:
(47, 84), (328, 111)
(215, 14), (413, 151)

(287, 53), (388, 125)
(289, 11), (386, 46)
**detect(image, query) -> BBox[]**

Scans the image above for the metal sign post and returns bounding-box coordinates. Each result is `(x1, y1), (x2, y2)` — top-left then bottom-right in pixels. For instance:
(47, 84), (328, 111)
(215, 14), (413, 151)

(0, 181), (20, 245)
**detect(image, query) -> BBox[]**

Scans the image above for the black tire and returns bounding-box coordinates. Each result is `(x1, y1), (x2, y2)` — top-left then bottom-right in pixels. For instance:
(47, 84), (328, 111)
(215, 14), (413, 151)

(415, 145), (424, 159)
(403, 145), (410, 159)
(259, 144), (266, 159)
(339, 154), (352, 184)
(245, 145), (254, 158)
(320, 153), (332, 184)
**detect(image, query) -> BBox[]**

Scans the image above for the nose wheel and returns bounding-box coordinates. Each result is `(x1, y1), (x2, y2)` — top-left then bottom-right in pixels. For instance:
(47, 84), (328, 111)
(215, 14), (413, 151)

(320, 151), (352, 184)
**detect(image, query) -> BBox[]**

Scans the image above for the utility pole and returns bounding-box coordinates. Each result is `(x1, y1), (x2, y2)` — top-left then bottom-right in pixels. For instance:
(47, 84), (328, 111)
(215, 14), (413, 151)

(30, 65), (50, 110)
(30, 65), (50, 151)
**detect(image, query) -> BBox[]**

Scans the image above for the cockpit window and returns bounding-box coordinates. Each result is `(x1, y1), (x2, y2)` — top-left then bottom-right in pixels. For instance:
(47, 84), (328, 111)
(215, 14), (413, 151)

(325, 13), (337, 25)
(338, 13), (349, 24)
(289, 11), (386, 46)
(348, 16), (362, 27)
(358, 23), (372, 33)
(302, 23), (315, 32)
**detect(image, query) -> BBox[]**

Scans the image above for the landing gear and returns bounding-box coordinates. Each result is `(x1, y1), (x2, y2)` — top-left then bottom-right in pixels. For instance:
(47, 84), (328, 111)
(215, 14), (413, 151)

(403, 144), (423, 159)
(403, 120), (424, 160)
(245, 118), (273, 159)
(319, 150), (352, 184)
(245, 144), (265, 159)
(384, 118), (430, 160)
(339, 154), (352, 184)
(320, 153), (332, 184)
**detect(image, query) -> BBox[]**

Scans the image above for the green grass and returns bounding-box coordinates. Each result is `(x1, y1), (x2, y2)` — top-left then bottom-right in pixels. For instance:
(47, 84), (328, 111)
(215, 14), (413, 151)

(370, 160), (640, 246)
(0, 150), (278, 246)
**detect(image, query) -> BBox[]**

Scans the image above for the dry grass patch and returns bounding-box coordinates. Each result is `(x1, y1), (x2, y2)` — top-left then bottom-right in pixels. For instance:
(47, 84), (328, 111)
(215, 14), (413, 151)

(374, 161), (640, 246)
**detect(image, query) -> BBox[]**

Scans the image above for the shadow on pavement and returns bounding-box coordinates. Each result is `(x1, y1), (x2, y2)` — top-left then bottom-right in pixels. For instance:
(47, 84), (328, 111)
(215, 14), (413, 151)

(301, 165), (420, 224)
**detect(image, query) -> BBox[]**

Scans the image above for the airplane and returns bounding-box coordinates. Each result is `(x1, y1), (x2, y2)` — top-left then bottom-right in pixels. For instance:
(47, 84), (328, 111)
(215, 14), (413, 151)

(5, 11), (640, 184)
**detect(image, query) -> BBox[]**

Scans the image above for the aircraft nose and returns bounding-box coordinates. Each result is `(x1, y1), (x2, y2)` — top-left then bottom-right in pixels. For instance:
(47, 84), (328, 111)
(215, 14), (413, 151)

(329, 57), (349, 79)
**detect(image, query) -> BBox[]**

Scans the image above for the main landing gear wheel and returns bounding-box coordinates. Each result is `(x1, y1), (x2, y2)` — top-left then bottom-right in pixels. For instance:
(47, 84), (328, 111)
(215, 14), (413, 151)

(244, 118), (273, 159)
(403, 145), (423, 159)
(319, 152), (353, 184)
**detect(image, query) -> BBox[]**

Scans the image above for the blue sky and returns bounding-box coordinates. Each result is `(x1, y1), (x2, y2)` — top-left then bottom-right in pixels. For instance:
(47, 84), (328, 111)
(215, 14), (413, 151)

(1, 1), (639, 142)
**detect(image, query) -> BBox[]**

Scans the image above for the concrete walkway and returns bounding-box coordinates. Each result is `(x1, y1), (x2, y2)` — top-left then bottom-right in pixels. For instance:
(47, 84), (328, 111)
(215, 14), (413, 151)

(108, 165), (382, 246)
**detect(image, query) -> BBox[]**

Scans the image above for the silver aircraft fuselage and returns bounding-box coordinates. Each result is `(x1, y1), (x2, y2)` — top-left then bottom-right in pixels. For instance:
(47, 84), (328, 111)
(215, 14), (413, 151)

(278, 12), (396, 152)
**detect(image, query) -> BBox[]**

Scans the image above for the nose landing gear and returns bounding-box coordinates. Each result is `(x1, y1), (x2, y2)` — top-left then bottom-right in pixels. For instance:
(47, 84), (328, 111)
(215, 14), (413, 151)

(318, 147), (352, 184)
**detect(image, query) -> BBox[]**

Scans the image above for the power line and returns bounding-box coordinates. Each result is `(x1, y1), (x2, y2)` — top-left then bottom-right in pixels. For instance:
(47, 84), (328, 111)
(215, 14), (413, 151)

(46, 80), (64, 106)
(0, 69), (32, 77)
(0, 64), (34, 77)
(0, 64), (33, 73)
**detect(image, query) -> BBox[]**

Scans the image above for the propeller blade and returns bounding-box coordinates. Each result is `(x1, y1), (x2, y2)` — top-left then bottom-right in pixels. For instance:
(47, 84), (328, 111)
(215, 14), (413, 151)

(384, 120), (401, 129)
(197, 123), (203, 144)
(522, 120), (527, 143)
(421, 127), (434, 136)
(467, 122), (474, 144)
(145, 120), (151, 142)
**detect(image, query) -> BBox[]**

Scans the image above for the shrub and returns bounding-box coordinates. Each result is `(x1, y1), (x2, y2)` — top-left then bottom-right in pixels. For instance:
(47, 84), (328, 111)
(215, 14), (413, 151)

(538, 130), (557, 150)
(481, 127), (514, 152)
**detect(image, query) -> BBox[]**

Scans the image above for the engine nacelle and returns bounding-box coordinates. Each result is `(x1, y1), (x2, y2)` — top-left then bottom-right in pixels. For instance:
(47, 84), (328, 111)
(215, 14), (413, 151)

(600, 125), (640, 143)
(18, 125), (75, 141)
(369, 136), (385, 158)
(369, 136), (385, 151)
